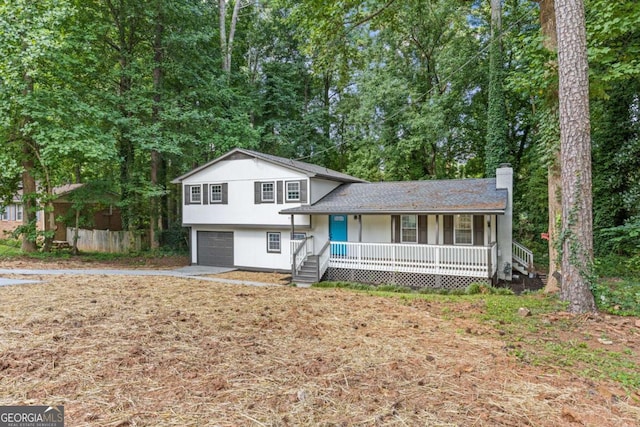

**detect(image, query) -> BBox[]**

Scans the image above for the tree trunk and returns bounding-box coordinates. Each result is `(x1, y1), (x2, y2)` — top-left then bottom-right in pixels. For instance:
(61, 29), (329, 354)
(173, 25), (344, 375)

(20, 73), (37, 253)
(219, 0), (227, 72)
(485, 0), (509, 177)
(219, 0), (242, 73)
(72, 208), (80, 255)
(555, 0), (596, 312)
(150, 11), (164, 250)
(547, 161), (561, 293)
(539, 0), (561, 293)
(21, 144), (38, 253)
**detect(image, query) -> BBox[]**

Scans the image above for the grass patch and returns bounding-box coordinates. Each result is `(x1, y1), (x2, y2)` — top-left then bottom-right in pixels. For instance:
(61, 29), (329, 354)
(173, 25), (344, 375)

(592, 278), (640, 317)
(312, 280), (639, 392)
(513, 341), (640, 392)
(0, 238), (187, 265)
(0, 239), (22, 257)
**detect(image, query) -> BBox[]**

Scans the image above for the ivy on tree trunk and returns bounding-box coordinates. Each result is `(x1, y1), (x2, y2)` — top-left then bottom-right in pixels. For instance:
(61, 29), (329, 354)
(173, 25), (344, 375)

(555, 0), (597, 313)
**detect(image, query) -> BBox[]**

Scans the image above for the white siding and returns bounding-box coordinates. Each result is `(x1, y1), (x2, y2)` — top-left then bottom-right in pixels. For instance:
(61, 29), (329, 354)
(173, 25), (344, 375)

(360, 215), (390, 242)
(233, 229), (292, 270)
(310, 178), (342, 204)
(182, 158), (310, 227)
(190, 226), (293, 270)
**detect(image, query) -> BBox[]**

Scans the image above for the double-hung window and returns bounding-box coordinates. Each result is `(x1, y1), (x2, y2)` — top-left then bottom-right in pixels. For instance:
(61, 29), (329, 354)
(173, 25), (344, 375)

(16, 205), (23, 221)
(267, 232), (281, 253)
(286, 181), (300, 201)
(454, 214), (472, 245)
(401, 215), (418, 243)
(190, 185), (201, 204)
(210, 184), (222, 203)
(261, 182), (274, 202)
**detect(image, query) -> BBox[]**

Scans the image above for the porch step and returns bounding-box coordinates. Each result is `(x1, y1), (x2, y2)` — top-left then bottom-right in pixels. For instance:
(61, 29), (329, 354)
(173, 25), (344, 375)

(512, 261), (528, 275)
(538, 273), (548, 286)
(293, 255), (319, 284)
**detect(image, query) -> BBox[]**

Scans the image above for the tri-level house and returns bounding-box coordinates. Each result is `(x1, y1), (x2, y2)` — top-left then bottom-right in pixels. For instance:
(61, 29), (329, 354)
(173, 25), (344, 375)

(173, 148), (533, 289)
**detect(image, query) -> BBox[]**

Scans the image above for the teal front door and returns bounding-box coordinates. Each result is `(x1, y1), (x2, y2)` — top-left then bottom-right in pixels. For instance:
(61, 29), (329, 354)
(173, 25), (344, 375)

(329, 215), (348, 256)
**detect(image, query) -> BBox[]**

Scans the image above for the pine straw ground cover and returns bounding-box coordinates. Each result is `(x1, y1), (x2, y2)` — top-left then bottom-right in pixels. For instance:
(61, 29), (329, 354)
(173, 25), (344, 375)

(0, 274), (639, 426)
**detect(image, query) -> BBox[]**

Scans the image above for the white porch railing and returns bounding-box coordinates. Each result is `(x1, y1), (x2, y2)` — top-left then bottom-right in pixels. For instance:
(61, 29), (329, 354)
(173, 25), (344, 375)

(512, 240), (534, 271)
(291, 236), (314, 274)
(318, 240), (331, 280)
(328, 242), (497, 278)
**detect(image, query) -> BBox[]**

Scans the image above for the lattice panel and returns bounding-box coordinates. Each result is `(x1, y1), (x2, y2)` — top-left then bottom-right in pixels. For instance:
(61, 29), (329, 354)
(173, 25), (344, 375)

(323, 268), (490, 290)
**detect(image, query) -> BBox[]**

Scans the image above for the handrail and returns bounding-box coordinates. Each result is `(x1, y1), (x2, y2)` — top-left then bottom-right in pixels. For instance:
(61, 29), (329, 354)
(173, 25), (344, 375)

(317, 240), (331, 280)
(512, 240), (534, 271)
(292, 236), (313, 275)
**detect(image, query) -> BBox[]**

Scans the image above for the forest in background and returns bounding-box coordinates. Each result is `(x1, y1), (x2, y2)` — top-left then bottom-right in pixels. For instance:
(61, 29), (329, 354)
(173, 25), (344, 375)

(1, 0), (639, 268)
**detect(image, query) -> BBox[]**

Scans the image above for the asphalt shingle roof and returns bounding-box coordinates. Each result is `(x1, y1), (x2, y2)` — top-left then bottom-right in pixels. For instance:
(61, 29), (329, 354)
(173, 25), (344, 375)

(281, 178), (508, 215)
(240, 149), (367, 183)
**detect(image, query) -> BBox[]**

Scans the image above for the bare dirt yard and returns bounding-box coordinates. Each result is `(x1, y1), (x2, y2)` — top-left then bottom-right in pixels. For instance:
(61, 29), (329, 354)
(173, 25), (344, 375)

(1, 259), (639, 426)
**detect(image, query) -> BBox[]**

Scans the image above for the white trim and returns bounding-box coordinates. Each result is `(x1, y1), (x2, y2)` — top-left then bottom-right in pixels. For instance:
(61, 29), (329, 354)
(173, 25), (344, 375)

(261, 182), (275, 202)
(454, 214), (472, 245)
(209, 183), (223, 203)
(190, 185), (202, 204)
(267, 231), (281, 253)
(285, 181), (300, 202)
(401, 215), (418, 243)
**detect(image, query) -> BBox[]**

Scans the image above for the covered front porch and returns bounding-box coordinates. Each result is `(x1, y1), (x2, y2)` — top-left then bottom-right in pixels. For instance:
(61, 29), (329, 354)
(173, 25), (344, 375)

(291, 237), (500, 287)
(281, 168), (515, 287)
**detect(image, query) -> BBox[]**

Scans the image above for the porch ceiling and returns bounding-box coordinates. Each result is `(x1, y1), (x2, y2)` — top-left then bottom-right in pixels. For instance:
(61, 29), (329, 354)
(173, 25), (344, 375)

(280, 179), (507, 215)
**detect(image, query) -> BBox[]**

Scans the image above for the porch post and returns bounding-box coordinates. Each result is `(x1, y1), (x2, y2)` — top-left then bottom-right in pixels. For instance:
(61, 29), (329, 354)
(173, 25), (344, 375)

(358, 215), (362, 242)
(290, 215), (295, 274)
(435, 215), (439, 245)
(487, 246), (493, 280)
(290, 215), (295, 238)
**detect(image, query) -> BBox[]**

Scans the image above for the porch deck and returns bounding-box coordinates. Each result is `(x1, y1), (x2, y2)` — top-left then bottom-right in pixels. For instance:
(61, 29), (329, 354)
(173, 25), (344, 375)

(292, 238), (498, 284)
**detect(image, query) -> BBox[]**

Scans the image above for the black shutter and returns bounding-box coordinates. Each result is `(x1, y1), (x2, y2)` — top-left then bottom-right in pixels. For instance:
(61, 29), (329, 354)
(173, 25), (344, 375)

(473, 215), (484, 246)
(254, 182), (261, 204)
(222, 183), (228, 204)
(277, 181), (283, 204)
(391, 215), (401, 243)
(184, 185), (191, 205)
(443, 215), (454, 245)
(300, 180), (308, 203)
(203, 184), (209, 205)
(418, 215), (428, 244)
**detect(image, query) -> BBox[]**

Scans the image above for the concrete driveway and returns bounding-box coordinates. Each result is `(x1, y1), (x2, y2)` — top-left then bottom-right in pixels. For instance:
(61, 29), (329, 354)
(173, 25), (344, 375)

(0, 265), (279, 287)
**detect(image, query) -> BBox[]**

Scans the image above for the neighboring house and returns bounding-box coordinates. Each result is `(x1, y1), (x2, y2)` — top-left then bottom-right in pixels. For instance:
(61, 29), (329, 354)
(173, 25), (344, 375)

(48, 184), (123, 241)
(173, 148), (533, 289)
(0, 195), (29, 236)
(0, 185), (122, 241)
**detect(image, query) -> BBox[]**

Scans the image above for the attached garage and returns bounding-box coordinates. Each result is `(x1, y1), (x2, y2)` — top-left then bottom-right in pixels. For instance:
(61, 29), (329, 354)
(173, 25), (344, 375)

(197, 231), (234, 267)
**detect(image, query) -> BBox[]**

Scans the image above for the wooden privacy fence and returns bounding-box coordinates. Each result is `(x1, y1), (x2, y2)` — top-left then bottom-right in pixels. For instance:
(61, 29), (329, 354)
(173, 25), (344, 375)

(66, 228), (149, 253)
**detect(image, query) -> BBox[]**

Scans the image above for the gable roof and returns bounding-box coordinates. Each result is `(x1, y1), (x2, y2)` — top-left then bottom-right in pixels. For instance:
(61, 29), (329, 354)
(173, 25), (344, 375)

(171, 148), (366, 184)
(280, 178), (508, 215)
